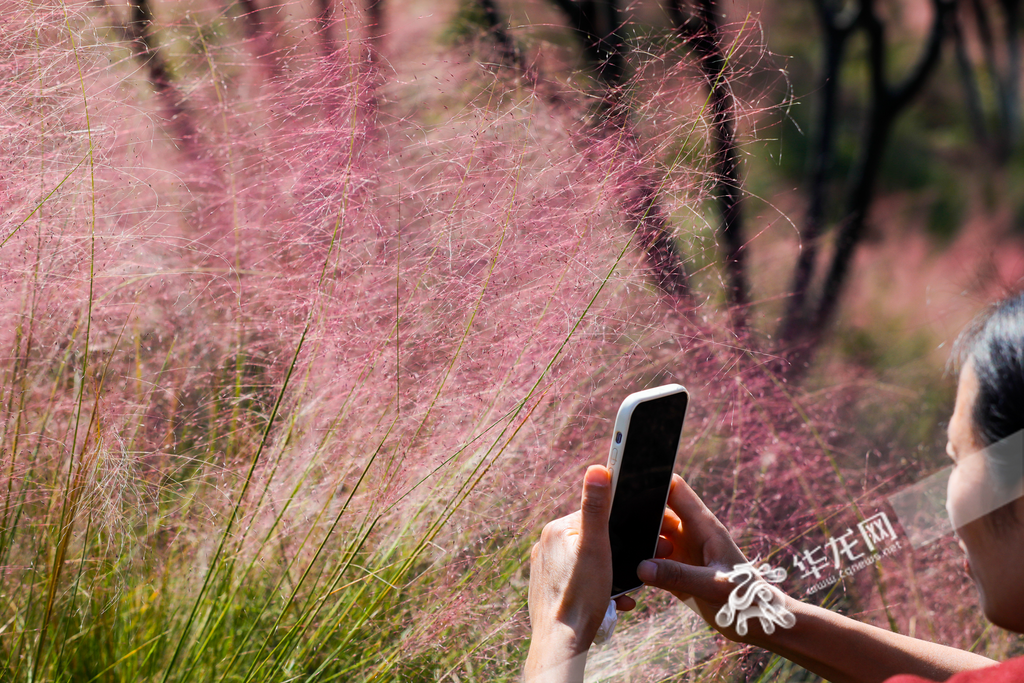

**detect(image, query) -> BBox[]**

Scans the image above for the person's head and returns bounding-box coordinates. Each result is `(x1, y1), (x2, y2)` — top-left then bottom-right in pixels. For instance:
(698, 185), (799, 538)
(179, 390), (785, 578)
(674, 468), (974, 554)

(948, 292), (1024, 632)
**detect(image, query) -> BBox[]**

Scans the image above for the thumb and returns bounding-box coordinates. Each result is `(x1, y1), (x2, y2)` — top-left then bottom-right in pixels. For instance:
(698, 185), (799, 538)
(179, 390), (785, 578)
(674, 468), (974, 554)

(636, 558), (728, 602)
(579, 465), (612, 542)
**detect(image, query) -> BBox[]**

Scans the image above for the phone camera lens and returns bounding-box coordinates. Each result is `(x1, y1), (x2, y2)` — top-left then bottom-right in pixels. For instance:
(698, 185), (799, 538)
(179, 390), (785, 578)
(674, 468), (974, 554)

(615, 431), (622, 444)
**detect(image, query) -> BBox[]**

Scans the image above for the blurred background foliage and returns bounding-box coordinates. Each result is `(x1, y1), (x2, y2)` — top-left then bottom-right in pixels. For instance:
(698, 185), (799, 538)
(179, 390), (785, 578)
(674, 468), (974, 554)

(3, 0), (1024, 681)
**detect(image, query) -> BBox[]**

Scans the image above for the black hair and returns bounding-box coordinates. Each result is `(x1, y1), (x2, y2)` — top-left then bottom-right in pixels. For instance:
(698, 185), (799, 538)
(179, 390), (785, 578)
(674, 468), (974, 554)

(954, 291), (1024, 527)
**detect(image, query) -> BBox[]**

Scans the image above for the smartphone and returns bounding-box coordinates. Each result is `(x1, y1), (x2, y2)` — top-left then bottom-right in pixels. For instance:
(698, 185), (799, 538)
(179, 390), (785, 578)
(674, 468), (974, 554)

(606, 384), (689, 597)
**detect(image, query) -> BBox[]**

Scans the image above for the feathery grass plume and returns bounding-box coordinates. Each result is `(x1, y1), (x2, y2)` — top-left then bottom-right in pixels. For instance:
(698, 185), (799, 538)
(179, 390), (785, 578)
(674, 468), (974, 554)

(0, 2), (1004, 681)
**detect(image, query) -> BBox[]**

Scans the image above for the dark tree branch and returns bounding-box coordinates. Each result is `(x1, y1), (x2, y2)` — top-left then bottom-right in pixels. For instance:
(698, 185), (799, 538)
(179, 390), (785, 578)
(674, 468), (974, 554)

(235, 0), (281, 78)
(476, 1), (565, 105)
(99, 0), (200, 149)
(998, 0), (1021, 147)
(316, 0), (337, 58)
(129, 0), (168, 87)
(614, 133), (693, 301)
(972, 0), (1004, 125)
(367, 0), (384, 62)
(670, 0), (749, 324)
(548, 0), (627, 86)
(360, 0), (385, 142)
(810, 0), (953, 338)
(549, 0), (586, 28)
(536, 0), (696, 303)
(238, 0), (260, 27)
(971, 0), (998, 54)
(969, 0), (1016, 157)
(890, 0), (949, 111)
(596, 118), (694, 306)
(537, 0), (694, 305)
(952, 2), (991, 146)
(477, 0), (533, 76)
(778, 0), (859, 346)
(666, 0), (701, 37)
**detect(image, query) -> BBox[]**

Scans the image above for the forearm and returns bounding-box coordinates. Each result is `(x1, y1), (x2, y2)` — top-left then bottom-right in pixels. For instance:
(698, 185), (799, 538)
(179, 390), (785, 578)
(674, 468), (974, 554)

(749, 597), (996, 683)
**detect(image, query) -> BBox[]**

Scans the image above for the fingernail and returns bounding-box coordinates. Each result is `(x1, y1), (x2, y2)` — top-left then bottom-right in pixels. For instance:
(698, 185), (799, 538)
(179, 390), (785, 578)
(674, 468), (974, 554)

(585, 465), (609, 487)
(637, 560), (657, 583)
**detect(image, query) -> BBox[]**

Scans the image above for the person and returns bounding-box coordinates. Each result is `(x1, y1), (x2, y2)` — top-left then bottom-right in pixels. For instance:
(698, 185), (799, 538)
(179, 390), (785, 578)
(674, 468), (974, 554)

(526, 293), (1024, 683)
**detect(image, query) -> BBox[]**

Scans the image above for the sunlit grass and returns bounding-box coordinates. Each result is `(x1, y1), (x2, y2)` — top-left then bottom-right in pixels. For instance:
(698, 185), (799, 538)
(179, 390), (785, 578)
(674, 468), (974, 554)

(1, 2), (1014, 683)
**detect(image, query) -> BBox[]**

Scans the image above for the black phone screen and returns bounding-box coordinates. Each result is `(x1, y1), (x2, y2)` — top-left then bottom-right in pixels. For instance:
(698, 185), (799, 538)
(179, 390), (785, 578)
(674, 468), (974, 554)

(609, 391), (688, 596)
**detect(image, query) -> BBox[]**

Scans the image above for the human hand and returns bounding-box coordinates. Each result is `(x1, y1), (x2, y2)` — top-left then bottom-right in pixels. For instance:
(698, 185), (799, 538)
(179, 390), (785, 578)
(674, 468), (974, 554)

(525, 465), (635, 681)
(639, 474), (789, 643)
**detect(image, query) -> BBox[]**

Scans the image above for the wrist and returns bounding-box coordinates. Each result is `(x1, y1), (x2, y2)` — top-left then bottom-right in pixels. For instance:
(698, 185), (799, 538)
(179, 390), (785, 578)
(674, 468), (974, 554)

(699, 565), (797, 649)
(743, 592), (804, 650)
(529, 619), (591, 657)
(525, 621), (591, 682)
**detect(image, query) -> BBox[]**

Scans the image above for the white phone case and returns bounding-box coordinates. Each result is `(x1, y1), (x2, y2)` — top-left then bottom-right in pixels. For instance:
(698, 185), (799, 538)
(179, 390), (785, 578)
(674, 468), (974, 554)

(606, 383), (688, 597)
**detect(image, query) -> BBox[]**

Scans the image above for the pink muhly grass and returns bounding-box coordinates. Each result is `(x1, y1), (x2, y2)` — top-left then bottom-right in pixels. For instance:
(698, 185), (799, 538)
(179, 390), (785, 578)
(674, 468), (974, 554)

(0, 1), (1002, 681)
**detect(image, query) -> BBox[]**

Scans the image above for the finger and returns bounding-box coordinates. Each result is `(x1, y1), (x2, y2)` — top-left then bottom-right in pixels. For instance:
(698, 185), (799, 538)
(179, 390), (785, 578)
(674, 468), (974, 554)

(579, 465), (612, 542)
(656, 535), (673, 558)
(636, 558), (730, 602)
(660, 507), (683, 537)
(614, 595), (636, 612)
(666, 474), (713, 522)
